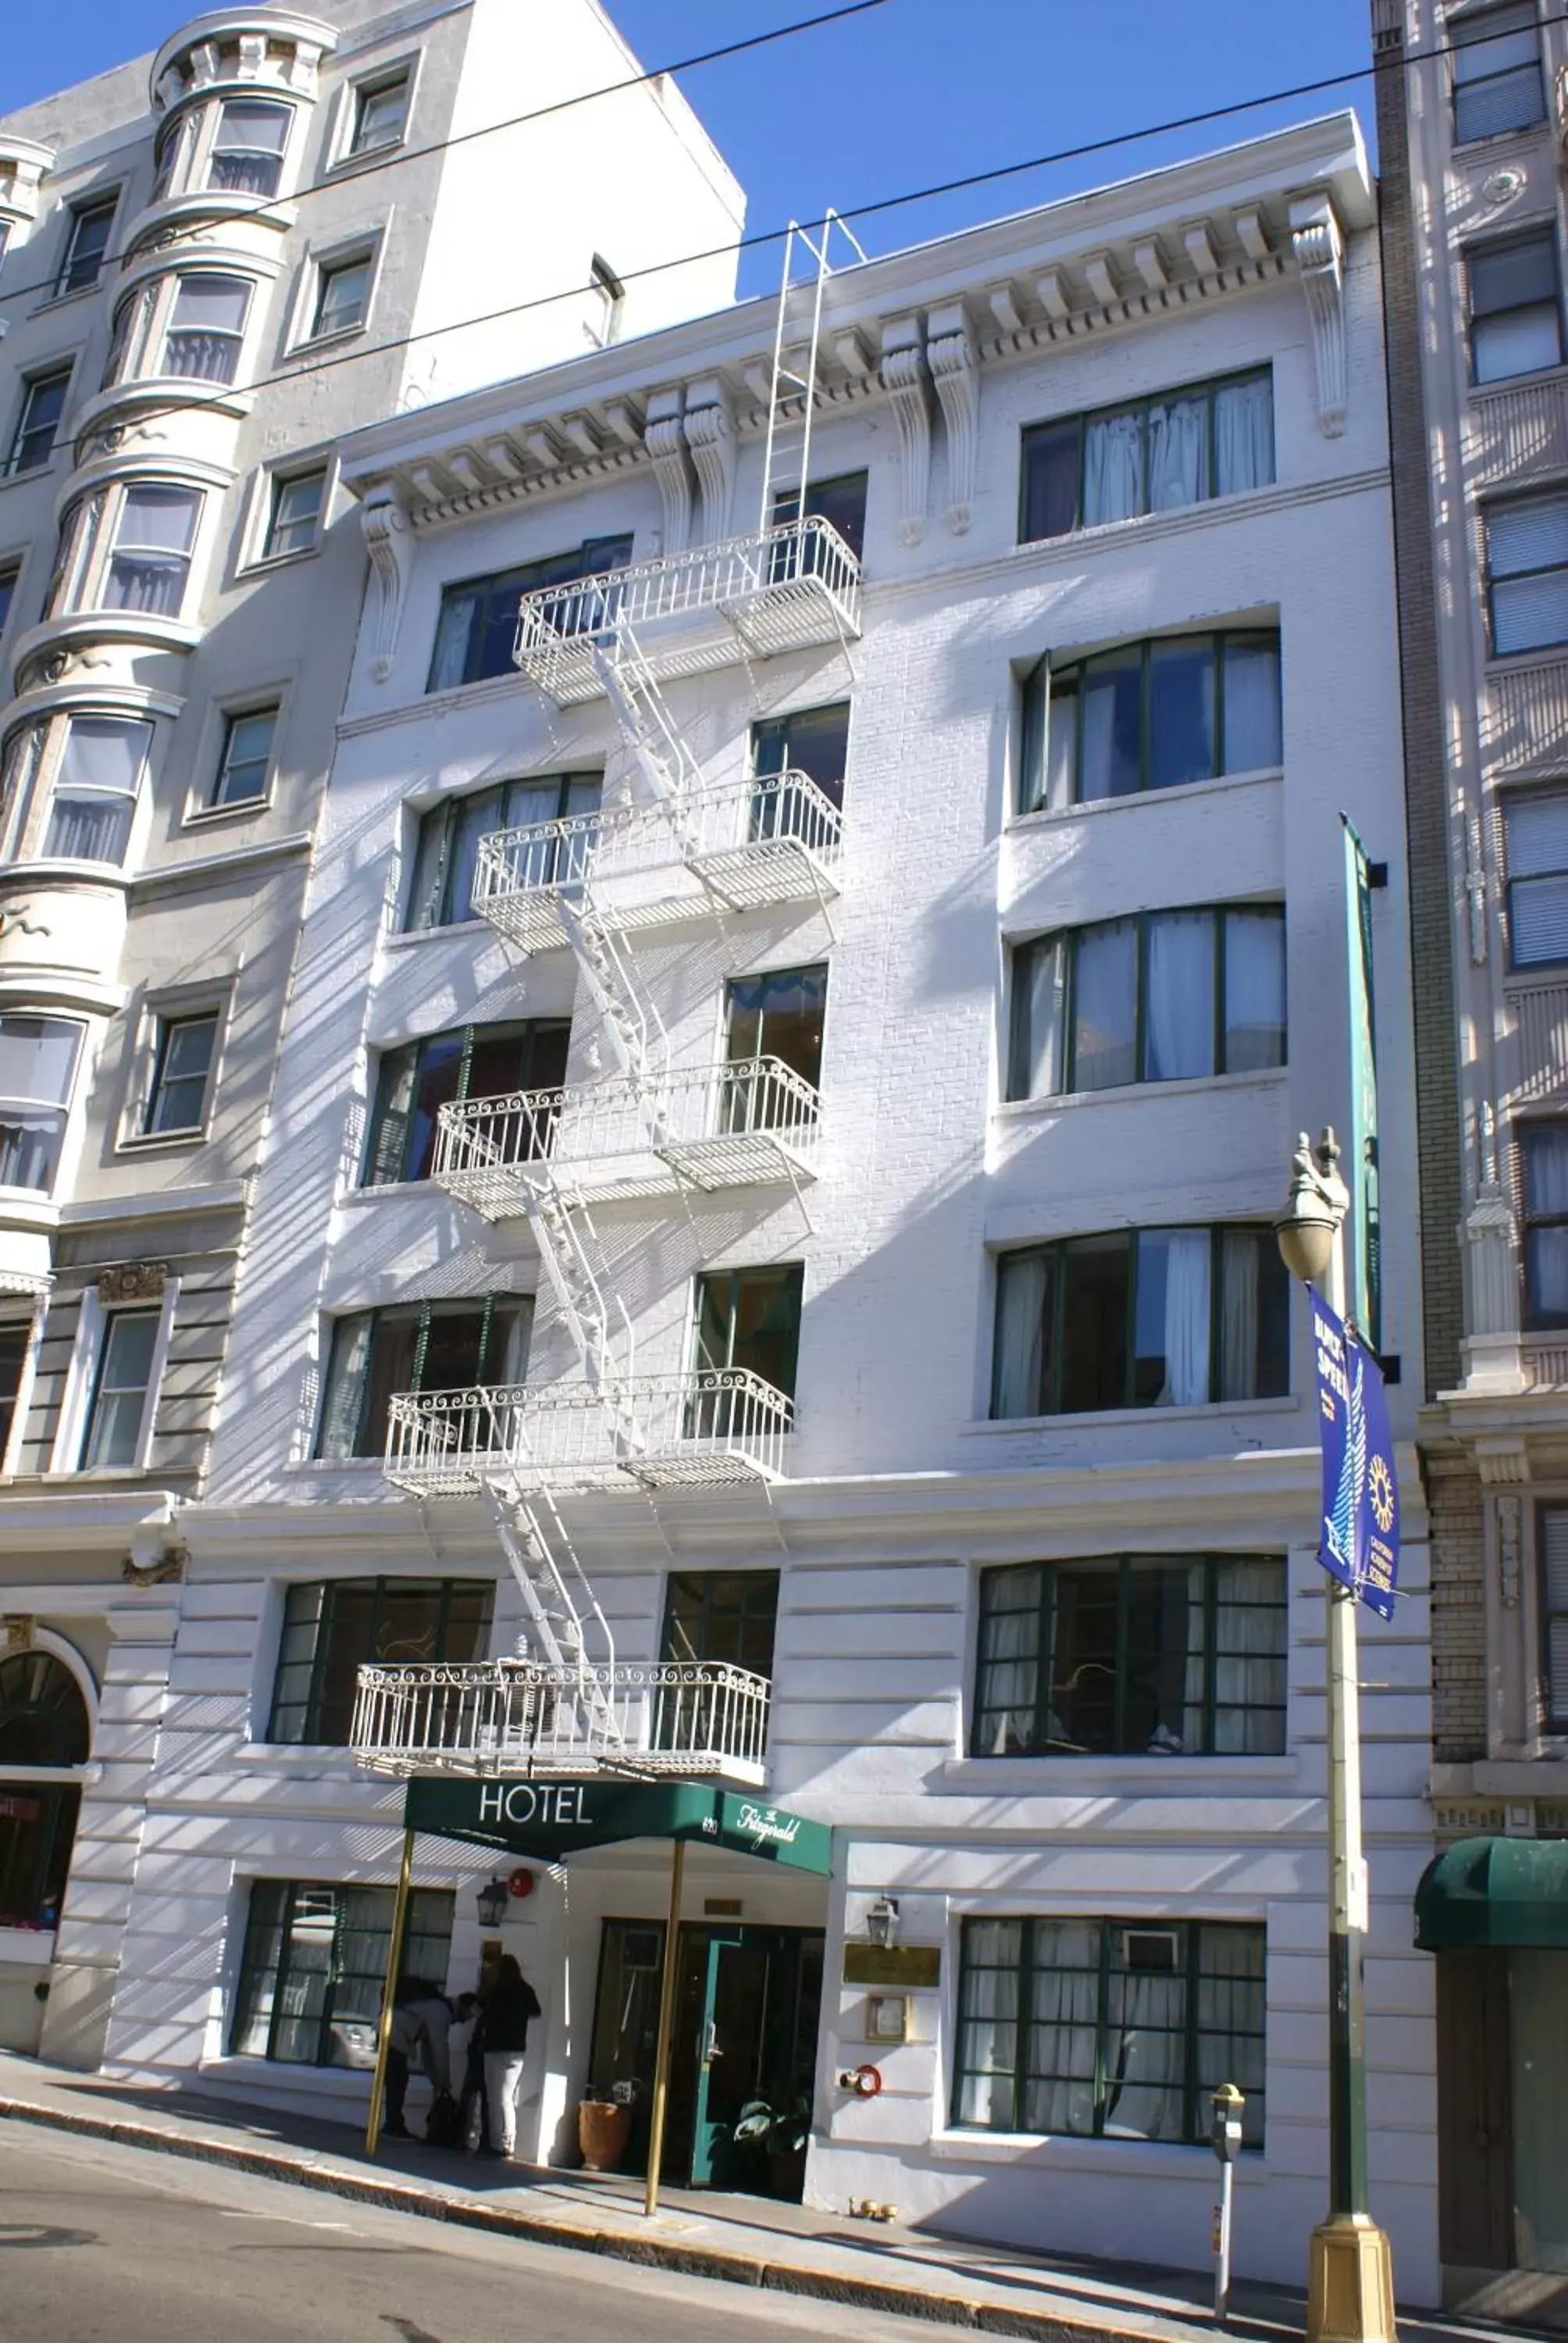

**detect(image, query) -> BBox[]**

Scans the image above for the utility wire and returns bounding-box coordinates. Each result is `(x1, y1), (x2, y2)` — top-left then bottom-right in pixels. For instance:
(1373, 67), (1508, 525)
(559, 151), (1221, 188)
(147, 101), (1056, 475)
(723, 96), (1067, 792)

(6, 9), (1540, 440)
(0, 0), (896, 312)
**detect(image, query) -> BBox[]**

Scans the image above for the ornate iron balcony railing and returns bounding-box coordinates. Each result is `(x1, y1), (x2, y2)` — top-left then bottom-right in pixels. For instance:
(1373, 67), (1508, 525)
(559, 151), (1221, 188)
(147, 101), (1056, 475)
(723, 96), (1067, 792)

(350, 1658), (771, 1785)
(470, 770), (843, 948)
(512, 516), (861, 703)
(385, 1367), (794, 1495)
(433, 1055), (820, 1213)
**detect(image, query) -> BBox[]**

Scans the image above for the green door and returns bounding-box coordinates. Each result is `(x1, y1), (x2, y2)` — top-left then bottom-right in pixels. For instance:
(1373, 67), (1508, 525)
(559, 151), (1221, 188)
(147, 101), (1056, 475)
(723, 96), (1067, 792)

(691, 1930), (767, 2186)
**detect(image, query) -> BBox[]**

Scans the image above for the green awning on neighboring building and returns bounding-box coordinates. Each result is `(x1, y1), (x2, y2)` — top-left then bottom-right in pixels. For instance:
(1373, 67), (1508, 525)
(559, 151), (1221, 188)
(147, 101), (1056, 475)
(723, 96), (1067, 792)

(1415, 1835), (1568, 1950)
(403, 1774), (833, 1875)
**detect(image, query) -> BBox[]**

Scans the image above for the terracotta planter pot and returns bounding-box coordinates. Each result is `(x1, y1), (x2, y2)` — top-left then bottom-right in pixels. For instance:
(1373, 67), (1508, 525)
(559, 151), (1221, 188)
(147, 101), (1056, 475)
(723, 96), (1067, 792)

(577, 2098), (633, 2172)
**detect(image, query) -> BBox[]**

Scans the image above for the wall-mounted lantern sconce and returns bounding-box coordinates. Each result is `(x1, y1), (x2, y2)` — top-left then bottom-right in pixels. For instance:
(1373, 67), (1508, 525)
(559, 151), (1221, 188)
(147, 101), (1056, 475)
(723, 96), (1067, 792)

(476, 1876), (508, 1928)
(865, 1895), (900, 1949)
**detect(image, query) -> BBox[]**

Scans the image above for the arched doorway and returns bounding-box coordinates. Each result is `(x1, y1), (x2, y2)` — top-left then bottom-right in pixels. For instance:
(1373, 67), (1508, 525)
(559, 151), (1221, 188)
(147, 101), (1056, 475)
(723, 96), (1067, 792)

(0, 1646), (91, 1939)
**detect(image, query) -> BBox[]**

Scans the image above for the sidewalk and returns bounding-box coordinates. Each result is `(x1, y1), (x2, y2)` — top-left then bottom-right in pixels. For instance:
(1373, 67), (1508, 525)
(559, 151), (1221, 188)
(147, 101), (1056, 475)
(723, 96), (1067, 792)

(0, 2052), (1514, 2343)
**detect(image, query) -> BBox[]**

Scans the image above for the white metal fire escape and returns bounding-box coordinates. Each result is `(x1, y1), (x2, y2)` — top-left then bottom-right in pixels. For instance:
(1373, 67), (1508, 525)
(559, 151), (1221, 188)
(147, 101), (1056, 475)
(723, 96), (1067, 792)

(365, 219), (864, 1779)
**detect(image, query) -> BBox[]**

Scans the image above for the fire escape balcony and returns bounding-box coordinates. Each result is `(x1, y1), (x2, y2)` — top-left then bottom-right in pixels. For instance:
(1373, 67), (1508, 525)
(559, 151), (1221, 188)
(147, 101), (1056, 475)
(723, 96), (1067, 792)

(472, 771), (843, 950)
(433, 1057), (820, 1215)
(350, 1658), (771, 1786)
(511, 517), (861, 704)
(384, 1368), (794, 1496)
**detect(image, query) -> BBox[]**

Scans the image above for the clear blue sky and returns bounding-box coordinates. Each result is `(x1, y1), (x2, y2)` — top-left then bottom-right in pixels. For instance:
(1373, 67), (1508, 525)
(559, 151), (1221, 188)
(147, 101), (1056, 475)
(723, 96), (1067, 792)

(3, 1), (1376, 298)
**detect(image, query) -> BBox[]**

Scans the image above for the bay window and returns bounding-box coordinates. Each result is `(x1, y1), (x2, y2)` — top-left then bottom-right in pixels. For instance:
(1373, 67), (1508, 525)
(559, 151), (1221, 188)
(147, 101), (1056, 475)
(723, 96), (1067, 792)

(317, 1296), (531, 1460)
(1020, 629), (1281, 813)
(953, 1917), (1266, 2145)
(972, 1556), (1287, 1758)
(208, 98), (292, 195)
(43, 714), (151, 863)
(1008, 906), (1285, 1099)
(161, 273), (251, 383)
(991, 1225), (1289, 1418)
(105, 484), (200, 616)
(0, 1015), (82, 1192)
(1522, 1124), (1568, 1327)
(1021, 371), (1274, 543)
(365, 1019), (571, 1186)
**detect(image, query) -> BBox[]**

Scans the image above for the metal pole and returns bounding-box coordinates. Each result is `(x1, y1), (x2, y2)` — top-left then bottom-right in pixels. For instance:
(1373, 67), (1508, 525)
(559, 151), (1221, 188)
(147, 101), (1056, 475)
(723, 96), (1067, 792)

(1215, 2159), (1235, 2328)
(365, 1824), (415, 2158)
(643, 1834), (686, 2219)
(1323, 1202), (1370, 2224)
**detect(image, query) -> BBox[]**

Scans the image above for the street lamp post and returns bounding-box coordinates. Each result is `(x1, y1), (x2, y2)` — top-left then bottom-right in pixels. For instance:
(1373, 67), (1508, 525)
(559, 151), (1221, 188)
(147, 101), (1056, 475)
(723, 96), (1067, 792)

(1274, 1130), (1397, 2343)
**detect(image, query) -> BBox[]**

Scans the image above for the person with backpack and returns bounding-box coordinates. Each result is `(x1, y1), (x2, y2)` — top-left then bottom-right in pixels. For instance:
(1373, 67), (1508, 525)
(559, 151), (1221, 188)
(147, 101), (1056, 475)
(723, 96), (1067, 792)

(481, 1954), (542, 2160)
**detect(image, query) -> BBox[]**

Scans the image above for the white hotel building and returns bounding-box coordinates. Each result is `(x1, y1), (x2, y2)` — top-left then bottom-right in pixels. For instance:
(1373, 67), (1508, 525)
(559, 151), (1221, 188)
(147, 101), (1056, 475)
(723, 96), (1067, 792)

(8, 89), (1441, 2295)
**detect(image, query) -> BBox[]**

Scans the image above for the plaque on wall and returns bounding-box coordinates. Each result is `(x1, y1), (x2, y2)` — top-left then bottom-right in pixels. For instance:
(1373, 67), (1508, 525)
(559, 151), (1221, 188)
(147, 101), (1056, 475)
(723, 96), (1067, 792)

(843, 1944), (941, 1989)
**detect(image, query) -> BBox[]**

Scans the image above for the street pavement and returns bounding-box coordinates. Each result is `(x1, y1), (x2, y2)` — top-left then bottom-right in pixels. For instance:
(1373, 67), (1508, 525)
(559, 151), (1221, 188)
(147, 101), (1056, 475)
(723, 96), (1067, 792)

(0, 2123), (975, 2343)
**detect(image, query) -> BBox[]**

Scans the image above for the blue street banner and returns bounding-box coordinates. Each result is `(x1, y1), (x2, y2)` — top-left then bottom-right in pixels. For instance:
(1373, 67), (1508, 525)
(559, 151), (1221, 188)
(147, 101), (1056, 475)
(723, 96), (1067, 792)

(1311, 1286), (1399, 1620)
(1342, 815), (1381, 1352)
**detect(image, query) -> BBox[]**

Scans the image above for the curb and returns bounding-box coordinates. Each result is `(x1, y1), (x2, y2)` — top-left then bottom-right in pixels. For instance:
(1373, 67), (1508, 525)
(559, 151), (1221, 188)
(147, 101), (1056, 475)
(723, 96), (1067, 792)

(0, 2092), (1179, 2343)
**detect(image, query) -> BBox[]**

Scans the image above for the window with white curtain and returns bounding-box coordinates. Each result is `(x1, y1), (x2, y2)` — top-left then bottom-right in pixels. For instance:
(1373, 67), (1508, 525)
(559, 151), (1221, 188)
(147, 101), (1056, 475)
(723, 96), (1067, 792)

(207, 98), (292, 195)
(1539, 1506), (1568, 1730)
(1506, 790), (1568, 964)
(991, 1226), (1289, 1418)
(0, 1015), (82, 1192)
(1488, 496), (1568, 655)
(1009, 905), (1285, 1100)
(1020, 370), (1274, 543)
(1452, 4), (1545, 144)
(42, 714), (151, 865)
(953, 1917), (1266, 2144)
(160, 273), (251, 383)
(1522, 1125), (1568, 1327)
(1020, 629), (1281, 814)
(104, 484), (201, 618)
(972, 1556), (1287, 1758)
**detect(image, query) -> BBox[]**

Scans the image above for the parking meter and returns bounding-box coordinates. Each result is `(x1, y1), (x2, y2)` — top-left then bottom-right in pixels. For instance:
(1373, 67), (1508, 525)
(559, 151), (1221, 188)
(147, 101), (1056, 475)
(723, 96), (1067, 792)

(1210, 2084), (1245, 2327)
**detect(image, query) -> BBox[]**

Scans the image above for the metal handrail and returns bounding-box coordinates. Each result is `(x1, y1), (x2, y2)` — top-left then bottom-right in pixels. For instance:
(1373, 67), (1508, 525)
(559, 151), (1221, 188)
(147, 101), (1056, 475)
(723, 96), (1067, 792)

(512, 515), (860, 665)
(385, 1366), (794, 1489)
(349, 1657), (772, 1781)
(472, 769), (843, 914)
(433, 1056), (821, 1184)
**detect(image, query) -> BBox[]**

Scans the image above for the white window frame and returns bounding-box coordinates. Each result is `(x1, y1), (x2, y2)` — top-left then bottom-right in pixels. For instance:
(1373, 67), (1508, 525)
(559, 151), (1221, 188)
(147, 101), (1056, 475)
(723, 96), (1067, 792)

(0, 1301), (46, 1478)
(52, 1278), (178, 1476)
(263, 466), (327, 562)
(6, 364), (74, 479)
(52, 191), (119, 301)
(0, 551), (22, 643)
(120, 986), (229, 1147)
(0, 1012), (87, 1197)
(202, 697), (282, 816)
(288, 228), (383, 354)
(586, 255), (625, 348)
(241, 459), (333, 574)
(204, 94), (297, 201)
(47, 477), (206, 625)
(0, 708), (156, 872)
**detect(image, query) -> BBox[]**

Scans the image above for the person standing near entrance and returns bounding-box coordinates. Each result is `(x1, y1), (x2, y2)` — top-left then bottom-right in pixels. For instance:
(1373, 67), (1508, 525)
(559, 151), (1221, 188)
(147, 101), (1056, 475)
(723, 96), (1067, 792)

(385, 1979), (453, 2139)
(482, 1953), (542, 2160)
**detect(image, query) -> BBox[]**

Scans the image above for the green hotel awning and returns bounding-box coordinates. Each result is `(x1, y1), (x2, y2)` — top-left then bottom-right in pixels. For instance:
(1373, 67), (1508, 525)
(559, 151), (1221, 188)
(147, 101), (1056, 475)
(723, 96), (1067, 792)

(1415, 1835), (1568, 1950)
(403, 1774), (832, 1875)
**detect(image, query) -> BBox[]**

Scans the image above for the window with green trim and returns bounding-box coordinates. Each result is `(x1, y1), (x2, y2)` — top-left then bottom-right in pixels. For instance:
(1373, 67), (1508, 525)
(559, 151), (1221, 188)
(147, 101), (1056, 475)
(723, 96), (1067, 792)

(405, 773), (600, 931)
(230, 1880), (454, 2067)
(1008, 906), (1285, 1100)
(428, 536), (633, 691)
(991, 1227), (1289, 1418)
(269, 1576), (493, 1744)
(365, 1019), (570, 1186)
(692, 1264), (803, 1398)
(973, 1557), (1286, 1758)
(953, 1917), (1265, 2144)
(1019, 370), (1274, 544)
(315, 1296), (530, 1460)
(750, 702), (850, 813)
(1018, 629), (1281, 815)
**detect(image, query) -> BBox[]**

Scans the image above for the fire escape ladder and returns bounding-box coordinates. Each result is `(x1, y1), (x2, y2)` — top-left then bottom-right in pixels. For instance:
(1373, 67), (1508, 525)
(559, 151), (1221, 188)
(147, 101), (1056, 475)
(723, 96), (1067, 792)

(481, 1478), (622, 1746)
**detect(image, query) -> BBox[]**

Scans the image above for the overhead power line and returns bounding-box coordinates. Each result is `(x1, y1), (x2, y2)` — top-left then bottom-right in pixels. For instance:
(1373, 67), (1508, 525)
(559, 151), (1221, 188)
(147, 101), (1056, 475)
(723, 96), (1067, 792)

(0, 0), (896, 311)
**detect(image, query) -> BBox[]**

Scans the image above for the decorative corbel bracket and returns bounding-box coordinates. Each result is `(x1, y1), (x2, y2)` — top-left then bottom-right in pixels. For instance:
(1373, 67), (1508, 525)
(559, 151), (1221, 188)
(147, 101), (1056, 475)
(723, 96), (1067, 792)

(926, 301), (979, 535)
(644, 387), (693, 556)
(361, 483), (411, 684)
(879, 316), (931, 547)
(1289, 193), (1347, 439)
(683, 377), (736, 544)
